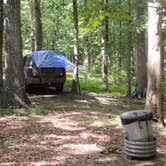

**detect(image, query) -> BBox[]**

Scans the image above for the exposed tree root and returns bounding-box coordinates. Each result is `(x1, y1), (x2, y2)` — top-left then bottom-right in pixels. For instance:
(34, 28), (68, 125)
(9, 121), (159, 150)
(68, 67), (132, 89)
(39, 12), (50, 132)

(0, 90), (30, 108)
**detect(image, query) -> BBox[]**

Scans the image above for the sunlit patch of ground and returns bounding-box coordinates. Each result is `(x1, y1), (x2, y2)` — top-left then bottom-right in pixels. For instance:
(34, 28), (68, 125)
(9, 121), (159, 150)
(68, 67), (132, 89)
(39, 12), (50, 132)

(0, 92), (165, 165)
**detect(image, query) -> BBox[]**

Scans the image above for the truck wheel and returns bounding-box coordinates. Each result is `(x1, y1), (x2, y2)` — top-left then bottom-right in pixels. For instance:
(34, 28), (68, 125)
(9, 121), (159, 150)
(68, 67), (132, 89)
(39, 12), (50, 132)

(56, 84), (64, 93)
(25, 85), (31, 92)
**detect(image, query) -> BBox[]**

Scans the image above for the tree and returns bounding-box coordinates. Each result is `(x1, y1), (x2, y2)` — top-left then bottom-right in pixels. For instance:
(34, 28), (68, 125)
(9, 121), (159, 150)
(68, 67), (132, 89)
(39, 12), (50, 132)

(72, 0), (80, 94)
(145, 0), (165, 127)
(126, 0), (132, 97)
(83, 0), (90, 72)
(101, 0), (109, 91)
(118, 20), (122, 82)
(3, 0), (30, 108)
(136, 0), (147, 97)
(28, 0), (35, 51)
(0, 0), (3, 90)
(34, 0), (42, 50)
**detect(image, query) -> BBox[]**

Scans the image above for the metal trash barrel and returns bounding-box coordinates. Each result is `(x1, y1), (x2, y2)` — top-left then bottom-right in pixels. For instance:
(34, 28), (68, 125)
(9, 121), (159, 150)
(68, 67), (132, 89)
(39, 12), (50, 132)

(121, 110), (153, 141)
(124, 138), (156, 158)
(120, 110), (156, 158)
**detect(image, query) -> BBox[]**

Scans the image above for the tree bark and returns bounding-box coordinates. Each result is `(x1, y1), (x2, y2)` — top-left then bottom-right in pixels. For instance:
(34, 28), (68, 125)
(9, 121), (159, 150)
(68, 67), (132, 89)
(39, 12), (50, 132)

(83, 0), (90, 72)
(118, 21), (122, 82)
(52, 18), (58, 50)
(72, 0), (80, 95)
(0, 0), (3, 90)
(126, 0), (132, 97)
(83, 34), (90, 71)
(126, 31), (132, 97)
(136, 0), (147, 97)
(34, 0), (42, 51)
(28, 0), (35, 52)
(3, 0), (30, 108)
(146, 0), (165, 127)
(101, 0), (109, 91)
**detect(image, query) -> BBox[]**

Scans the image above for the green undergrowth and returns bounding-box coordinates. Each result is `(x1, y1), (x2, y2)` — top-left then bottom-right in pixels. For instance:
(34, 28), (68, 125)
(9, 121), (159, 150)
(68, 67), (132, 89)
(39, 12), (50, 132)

(0, 108), (27, 116)
(0, 106), (49, 116)
(156, 157), (166, 166)
(65, 71), (126, 95)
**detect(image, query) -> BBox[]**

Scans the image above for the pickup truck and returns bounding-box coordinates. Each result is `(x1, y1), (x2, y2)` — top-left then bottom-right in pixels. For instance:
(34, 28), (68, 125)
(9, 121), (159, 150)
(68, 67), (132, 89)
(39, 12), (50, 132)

(23, 54), (66, 92)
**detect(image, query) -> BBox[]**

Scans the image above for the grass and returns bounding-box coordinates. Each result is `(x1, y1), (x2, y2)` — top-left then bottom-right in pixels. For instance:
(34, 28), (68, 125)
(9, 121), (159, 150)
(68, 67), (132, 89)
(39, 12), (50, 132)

(0, 106), (49, 116)
(0, 108), (27, 116)
(65, 71), (126, 95)
(29, 106), (49, 115)
(157, 161), (166, 166)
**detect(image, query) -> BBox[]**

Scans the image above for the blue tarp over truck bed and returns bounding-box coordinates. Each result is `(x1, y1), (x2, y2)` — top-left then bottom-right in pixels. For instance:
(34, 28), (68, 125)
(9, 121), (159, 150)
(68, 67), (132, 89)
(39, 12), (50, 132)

(31, 50), (75, 68)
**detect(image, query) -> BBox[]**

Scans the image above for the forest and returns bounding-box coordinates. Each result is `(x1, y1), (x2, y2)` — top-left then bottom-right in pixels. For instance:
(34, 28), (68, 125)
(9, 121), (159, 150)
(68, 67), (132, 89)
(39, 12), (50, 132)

(0, 0), (166, 165)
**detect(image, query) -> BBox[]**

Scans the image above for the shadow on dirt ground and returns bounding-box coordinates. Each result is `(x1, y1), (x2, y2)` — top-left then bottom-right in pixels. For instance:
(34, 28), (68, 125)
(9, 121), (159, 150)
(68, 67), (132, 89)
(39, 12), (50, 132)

(0, 90), (165, 166)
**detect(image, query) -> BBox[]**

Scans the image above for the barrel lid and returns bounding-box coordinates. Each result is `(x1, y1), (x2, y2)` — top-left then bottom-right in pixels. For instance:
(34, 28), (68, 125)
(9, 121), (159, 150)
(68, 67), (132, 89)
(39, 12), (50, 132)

(120, 110), (153, 125)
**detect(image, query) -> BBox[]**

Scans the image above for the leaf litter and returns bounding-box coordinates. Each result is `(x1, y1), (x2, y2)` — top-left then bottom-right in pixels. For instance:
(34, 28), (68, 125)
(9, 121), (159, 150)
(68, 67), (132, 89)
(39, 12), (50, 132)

(0, 92), (165, 166)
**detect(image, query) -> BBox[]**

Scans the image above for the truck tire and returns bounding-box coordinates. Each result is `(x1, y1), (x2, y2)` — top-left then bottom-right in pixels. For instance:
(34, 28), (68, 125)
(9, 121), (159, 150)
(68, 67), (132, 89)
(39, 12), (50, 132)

(56, 83), (64, 93)
(25, 85), (31, 92)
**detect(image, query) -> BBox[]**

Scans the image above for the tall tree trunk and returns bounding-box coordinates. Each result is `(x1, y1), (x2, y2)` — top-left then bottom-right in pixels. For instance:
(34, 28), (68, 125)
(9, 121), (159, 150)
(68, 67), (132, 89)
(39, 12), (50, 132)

(52, 19), (57, 50)
(146, 0), (165, 127)
(0, 0), (3, 90)
(126, 1), (132, 97)
(118, 21), (122, 82)
(101, 0), (109, 91)
(3, 0), (30, 108)
(126, 32), (132, 97)
(136, 0), (147, 97)
(83, 34), (90, 71)
(28, 0), (35, 52)
(72, 0), (80, 94)
(52, 16), (60, 50)
(34, 0), (42, 51)
(83, 0), (90, 72)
